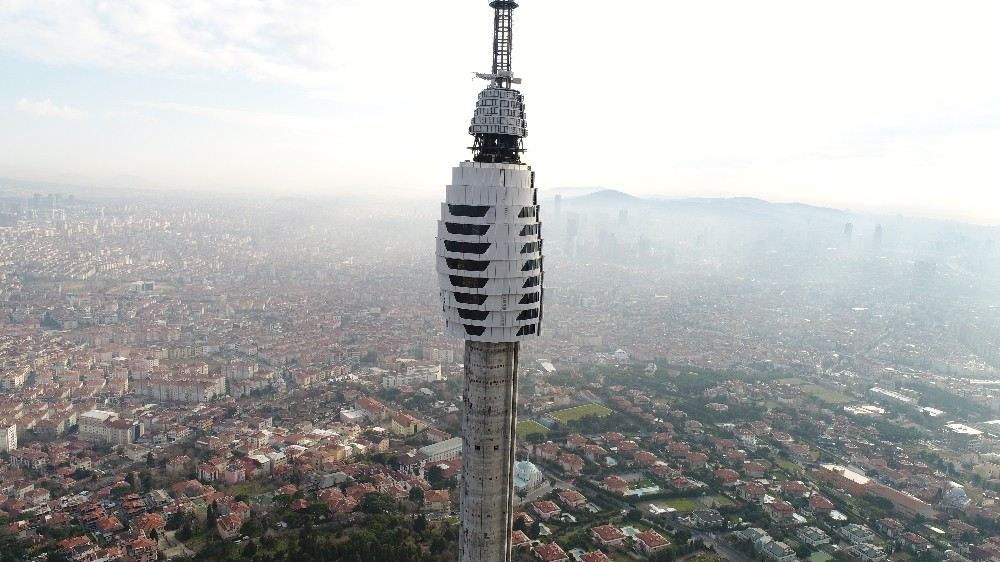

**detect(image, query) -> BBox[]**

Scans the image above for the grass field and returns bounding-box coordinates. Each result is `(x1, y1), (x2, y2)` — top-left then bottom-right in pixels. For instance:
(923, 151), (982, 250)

(699, 495), (735, 508)
(516, 420), (551, 438)
(653, 498), (701, 512)
(774, 458), (801, 474)
(548, 403), (614, 423)
(801, 384), (854, 404)
(778, 377), (805, 385)
(809, 553), (834, 562)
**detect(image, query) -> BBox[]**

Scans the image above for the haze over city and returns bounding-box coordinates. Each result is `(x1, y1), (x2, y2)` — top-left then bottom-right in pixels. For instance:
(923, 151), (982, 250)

(2, 3), (1000, 562)
(3, 1), (1000, 222)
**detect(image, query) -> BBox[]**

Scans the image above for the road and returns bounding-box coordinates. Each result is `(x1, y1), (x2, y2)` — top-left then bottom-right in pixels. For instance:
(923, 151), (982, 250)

(694, 532), (754, 562)
(519, 480), (553, 505)
(517, 463), (584, 506)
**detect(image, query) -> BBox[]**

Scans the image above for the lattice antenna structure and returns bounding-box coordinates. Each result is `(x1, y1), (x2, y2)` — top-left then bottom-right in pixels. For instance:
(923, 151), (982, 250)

(471, 0), (526, 165)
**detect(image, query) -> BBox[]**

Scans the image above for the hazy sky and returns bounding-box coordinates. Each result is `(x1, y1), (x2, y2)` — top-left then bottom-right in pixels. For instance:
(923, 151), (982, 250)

(2, 1), (999, 223)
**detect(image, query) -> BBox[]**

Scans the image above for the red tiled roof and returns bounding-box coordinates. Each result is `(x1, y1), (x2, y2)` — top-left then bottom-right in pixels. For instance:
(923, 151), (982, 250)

(636, 530), (670, 549)
(425, 490), (450, 504)
(591, 524), (625, 543)
(532, 542), (568, 562)
(557, 490), (586, 504)
(131, 513), (166, 532)
(532, 500), (560, 515)
(581, 552), (613, 562)
(58, 536), (93, 550)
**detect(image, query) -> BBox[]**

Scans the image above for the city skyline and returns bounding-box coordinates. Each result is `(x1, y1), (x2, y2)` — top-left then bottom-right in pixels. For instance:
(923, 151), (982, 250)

(2, 3), (1000, 562)
(3, 1), (1000, 223)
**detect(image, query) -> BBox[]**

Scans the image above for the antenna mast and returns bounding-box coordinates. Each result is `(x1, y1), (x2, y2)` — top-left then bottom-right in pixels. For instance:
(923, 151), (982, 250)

(471, 0), (526, 164)
(491, 0), (516, 88)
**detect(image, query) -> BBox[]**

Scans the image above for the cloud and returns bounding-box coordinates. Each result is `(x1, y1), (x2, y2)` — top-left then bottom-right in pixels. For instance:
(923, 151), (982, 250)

(129, 101), (323, 132)
(103, 109), (157, 124)
(0, 1), (353, 88)
(2, 1), (1000, 221)
(0, 1), (481, 90)
(16, 98), (87, 119)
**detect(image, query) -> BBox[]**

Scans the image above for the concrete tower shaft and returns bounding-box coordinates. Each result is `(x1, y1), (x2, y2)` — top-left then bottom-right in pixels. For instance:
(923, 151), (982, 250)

(459, 341), (519, 562)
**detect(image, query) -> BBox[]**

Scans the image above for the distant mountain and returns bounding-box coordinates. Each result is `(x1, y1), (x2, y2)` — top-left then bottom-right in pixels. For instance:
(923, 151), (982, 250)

(542, 186), (614, 197)
(664, 196), (850, 220)
(562, 189), (642, 205)
(556, 189), (850, 221)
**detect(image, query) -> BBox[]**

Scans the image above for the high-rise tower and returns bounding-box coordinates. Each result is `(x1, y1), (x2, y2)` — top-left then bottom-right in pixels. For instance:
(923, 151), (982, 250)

(435, 2), (541, 561)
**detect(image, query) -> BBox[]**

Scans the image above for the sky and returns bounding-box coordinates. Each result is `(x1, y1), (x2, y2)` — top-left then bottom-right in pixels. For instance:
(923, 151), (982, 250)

(1, 0), (999, 224)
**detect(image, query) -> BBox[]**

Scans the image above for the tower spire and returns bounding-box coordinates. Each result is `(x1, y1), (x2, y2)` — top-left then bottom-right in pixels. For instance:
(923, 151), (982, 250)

(490, 0), (517, 88)
(471, 1), (526, 164)
(438, 4), (543, 561)
(476, 1), (520, 88)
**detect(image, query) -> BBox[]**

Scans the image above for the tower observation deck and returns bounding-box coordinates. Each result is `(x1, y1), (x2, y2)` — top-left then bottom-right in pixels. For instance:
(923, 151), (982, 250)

(435, 2), (542, 561)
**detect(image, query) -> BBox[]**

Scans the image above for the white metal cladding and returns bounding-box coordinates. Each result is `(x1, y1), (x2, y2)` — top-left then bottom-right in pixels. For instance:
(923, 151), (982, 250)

(436, 274), (540, 295)
(435, 222), (537, 242)
(440, 204), (539, 225)
(469, 87), (527, 138)
(446, 186), (534, 205)
(436, 257), (540, 278)
(441, 292), (539, 311)
(436, 241), (541, 261)
(438, 162), (543, 342)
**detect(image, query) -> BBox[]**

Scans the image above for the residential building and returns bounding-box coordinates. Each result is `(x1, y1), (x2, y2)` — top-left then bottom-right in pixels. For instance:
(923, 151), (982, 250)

(840, 523), (877, 545)
(817, 464), (871, 496)
(0, 423), (16, 452)
(693, 509), (726, 529)
(390, 413), (427, 437)
(533, 542), (569, 562)
(556, 490), (587, 510)
(78, 410), (142, 445)
(419, 437), (462, 463)
(382, 364), (443, 389)
(797, 526), (831, 548)
(591, 524), (625, 547)
(580, 552), (613, 562)
(849, 543), (886, 562)
(634, 530), (670, 556)
(424, 489), (451, 513)
(761, 540), (796, 562)
(602, 475), (629, 495)
(765, 499), (795, 523)
(532, 500), (561, 521)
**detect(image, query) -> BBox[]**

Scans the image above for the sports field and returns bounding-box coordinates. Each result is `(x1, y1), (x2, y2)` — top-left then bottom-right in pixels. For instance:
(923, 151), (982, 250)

(801, 384), (854, 404)
(778, 378), (853, 404)
(548, 403), (614, 423)
(653, 498), (700, 512)
(516, 420), (551, 438)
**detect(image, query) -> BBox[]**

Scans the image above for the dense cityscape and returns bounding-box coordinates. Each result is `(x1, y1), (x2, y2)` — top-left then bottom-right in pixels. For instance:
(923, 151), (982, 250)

(0, 186), (998, 562)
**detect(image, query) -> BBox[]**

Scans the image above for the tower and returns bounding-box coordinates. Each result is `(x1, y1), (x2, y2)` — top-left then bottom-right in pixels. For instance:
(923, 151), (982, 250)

(435, 2), (542, 561)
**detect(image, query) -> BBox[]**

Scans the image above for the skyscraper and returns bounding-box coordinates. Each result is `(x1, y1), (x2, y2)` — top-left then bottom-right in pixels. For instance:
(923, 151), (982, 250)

(434, 2), (542, 561)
